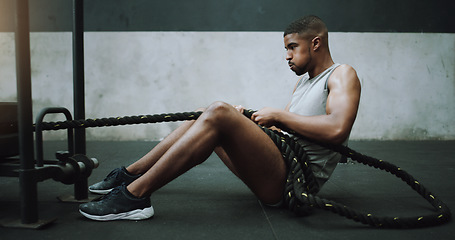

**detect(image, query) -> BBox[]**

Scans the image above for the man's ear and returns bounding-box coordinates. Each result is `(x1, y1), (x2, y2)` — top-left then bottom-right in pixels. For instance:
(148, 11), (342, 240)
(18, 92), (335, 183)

(312, 36), (321, 51)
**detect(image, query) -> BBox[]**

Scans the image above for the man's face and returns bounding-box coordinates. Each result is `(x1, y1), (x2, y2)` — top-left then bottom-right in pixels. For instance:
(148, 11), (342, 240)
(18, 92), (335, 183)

(284, 33), (312, 76)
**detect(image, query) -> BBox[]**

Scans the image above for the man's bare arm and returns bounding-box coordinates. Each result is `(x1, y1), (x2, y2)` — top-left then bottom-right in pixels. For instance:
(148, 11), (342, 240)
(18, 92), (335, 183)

(252, 64), (361, 144)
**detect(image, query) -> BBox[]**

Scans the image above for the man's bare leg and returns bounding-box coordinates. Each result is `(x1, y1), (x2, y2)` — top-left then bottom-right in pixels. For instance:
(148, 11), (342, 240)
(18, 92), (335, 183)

(127, 102), (286, 204)
(126, 120), (196, 175)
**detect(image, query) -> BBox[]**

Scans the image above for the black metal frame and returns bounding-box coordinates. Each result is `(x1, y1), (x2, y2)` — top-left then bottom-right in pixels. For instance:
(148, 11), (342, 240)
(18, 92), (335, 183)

(0, 0), (89, 228)
(14, 0), (38, 225)
(72, 0), (88, 201)
(35, 108), (75, 167)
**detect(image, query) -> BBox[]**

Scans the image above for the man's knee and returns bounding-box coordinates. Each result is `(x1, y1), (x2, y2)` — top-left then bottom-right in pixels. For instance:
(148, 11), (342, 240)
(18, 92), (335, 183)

(206, 101), (233, 115)
(195, 102), (230, 114)
(202, 101), (235, 124)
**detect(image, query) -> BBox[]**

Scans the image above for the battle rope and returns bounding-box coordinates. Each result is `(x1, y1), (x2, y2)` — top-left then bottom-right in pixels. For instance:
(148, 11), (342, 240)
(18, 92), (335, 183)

(35, 111), (451, 228)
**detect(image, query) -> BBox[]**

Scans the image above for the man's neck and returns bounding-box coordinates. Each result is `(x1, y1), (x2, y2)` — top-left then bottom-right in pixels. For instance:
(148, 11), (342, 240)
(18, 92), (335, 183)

(308, 54), (334, 79)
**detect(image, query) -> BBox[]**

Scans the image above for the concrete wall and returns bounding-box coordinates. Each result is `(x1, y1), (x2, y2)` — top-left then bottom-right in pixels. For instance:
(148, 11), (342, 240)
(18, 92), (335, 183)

(1, 31), (454, 140)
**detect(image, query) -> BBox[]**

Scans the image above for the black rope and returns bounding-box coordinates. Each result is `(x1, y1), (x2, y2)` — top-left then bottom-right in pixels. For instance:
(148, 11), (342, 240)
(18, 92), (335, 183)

(262, 127), (451, 228)
(35, 110), (451, 228)
(34, 112), (202, 131)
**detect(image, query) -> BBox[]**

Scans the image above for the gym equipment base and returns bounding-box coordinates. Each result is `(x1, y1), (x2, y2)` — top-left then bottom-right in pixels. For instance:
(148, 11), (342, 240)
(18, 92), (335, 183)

(0, 218), (56, 229)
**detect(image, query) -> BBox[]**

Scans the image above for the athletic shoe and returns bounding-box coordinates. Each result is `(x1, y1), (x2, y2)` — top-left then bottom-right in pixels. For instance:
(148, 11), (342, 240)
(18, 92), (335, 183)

(79, 184), (154, 221)
(89, 167), (141, 194)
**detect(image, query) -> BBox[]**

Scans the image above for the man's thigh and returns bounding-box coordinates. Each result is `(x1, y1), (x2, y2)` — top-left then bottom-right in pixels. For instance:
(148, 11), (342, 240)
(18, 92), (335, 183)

(216, 116), (286, 204)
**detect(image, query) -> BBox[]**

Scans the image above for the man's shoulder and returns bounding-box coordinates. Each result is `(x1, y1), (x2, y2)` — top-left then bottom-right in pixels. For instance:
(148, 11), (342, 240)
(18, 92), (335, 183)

(333, 64), (356, 75)
(328, 64), (360, 88)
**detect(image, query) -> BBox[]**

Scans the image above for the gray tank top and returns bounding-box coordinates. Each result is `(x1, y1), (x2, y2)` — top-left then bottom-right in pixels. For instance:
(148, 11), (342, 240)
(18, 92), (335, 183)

(288, 63), (345, 191)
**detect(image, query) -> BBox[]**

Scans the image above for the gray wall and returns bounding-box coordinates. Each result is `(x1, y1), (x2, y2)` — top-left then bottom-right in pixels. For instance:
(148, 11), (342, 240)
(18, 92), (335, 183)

(1, 0), (454, 141)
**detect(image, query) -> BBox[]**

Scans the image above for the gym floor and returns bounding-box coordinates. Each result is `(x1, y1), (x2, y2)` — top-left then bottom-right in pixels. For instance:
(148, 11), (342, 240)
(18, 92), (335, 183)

(0, 140), (454, 239)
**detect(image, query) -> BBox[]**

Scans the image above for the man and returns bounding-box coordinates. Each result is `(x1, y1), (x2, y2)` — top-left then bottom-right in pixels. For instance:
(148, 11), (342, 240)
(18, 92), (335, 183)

(79, 15), (361, 221)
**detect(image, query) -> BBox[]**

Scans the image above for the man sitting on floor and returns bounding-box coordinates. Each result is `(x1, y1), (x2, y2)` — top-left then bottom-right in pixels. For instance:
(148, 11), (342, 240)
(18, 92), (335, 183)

(79, 15), (361, 221)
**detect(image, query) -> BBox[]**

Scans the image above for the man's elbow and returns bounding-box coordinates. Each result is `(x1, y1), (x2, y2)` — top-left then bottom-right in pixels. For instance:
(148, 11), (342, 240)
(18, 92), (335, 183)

(326, 127), (350, 145)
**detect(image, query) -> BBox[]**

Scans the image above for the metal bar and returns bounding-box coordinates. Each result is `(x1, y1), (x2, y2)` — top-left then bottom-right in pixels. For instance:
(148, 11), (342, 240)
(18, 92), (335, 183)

(15, 0), (38, 224)
(72, 0), (88, 200)
(73, 0), (85, 155)
(35, 107), (74, 166)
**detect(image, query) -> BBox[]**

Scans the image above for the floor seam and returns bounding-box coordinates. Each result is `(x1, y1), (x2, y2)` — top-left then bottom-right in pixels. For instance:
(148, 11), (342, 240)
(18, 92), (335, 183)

(258, 200), (279, 240)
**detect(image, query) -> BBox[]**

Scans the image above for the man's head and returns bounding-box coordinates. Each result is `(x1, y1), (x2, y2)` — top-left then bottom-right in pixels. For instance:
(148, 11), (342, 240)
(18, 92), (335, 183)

(283, 15), (330, 76)
(284, 15), (328, 43)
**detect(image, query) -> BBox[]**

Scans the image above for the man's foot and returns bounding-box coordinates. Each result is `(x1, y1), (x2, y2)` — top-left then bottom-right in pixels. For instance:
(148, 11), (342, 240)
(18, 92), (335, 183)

(79, 184), (154, 221)
(89, 167), (141, 194)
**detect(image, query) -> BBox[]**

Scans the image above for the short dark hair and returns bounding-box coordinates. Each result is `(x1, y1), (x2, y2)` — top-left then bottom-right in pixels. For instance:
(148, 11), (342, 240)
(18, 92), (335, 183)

(284, 15), (328, 38)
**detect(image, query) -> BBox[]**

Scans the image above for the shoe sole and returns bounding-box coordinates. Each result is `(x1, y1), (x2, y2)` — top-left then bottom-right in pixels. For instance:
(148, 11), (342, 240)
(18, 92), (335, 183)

(89, 188), (113, 195)
(79, 206), (154, 221)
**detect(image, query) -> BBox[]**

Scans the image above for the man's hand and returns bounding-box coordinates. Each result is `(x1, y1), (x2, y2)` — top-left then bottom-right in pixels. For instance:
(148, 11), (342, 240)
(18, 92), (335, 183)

(251, 107), (284, 128)
(232, 105), (245, 114)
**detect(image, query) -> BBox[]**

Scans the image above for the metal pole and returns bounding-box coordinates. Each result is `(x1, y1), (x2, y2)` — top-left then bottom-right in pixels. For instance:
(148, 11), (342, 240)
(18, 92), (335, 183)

(73, 0), (88, 200)
(15, 0), (38, 223)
